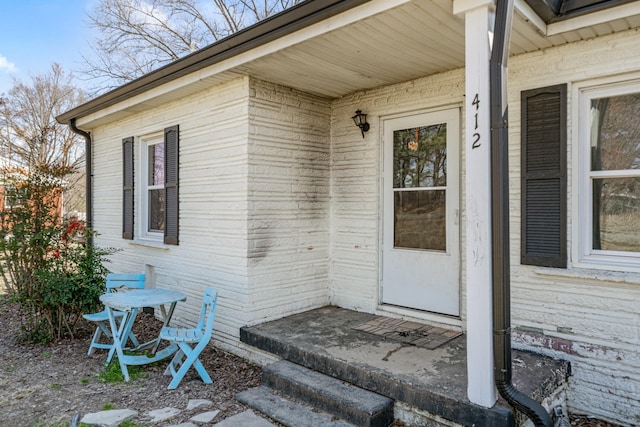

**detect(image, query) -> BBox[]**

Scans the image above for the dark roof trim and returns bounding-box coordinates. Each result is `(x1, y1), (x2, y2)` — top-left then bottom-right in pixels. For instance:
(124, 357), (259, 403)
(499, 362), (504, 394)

(524, 0), (635, 23)
(57, 0), (369, 124)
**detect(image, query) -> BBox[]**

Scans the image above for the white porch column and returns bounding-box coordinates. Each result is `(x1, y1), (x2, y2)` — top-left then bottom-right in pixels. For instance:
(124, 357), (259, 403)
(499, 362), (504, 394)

(453, 0), (497, 407)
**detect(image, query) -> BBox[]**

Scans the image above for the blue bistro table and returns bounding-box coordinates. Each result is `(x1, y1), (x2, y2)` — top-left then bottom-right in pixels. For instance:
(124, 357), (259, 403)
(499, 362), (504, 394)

(100, 288), (187, 381)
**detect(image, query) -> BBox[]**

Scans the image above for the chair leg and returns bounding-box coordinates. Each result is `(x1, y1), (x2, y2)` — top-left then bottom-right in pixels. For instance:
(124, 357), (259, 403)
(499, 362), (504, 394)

(126, 331), (141, 349)
(164, 349), (185, 377)
(87, 327), (103, 356)
(166, 342), (212, 390)
(192, 358), (212, 384)
(88, 321), (115, 355)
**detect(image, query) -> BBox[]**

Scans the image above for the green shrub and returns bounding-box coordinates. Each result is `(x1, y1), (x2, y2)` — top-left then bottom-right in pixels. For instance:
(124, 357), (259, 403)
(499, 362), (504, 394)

(0, 164), (115, 343)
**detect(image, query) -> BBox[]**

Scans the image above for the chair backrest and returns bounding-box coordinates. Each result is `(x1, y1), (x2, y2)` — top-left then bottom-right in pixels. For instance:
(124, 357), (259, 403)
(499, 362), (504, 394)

(196, 288), (218, 342)
(106, 273), (146, 293)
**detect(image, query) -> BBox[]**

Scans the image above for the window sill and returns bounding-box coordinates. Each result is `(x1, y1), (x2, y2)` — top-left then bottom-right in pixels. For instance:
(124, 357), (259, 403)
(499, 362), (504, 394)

(533, 266), (640, 285)
(129, 239), (170, 250)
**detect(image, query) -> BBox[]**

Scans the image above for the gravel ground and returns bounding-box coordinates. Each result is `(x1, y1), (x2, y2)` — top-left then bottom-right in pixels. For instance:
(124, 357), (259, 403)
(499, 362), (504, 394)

(0, 295), (622, 427)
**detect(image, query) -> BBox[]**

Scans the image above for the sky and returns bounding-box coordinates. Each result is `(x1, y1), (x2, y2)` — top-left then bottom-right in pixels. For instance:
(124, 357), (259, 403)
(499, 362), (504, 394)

(0, 0), (96, 95)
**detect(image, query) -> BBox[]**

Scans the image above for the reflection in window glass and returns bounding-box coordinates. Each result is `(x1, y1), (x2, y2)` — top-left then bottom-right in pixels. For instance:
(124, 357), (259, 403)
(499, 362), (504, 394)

(590, 93), (640, 172)
(147, 141), (165, 233)
(149, 143), (165, 185)
(393, 124), (447, 188)
(589, 91), (640, 255)
(592, 177), (640, 252)
(149, 189), (165, 232)
(394, 190), (446, 251)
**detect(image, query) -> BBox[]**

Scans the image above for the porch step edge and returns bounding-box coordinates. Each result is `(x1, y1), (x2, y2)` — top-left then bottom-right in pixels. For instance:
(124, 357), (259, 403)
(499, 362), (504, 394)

(263, 360), (394, 427)
(240, 322), (515, 426)
(237, 385), (357, 427)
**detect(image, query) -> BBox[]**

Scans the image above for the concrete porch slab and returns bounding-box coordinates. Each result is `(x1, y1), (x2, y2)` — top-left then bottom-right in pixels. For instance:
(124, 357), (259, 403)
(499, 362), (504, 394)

(240, 306), (569, 427)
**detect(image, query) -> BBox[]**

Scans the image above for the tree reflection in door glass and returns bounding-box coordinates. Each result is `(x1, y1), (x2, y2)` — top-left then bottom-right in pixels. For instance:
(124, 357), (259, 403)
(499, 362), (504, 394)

(393, 124), (446, 188)
(393, 123), (447, 251)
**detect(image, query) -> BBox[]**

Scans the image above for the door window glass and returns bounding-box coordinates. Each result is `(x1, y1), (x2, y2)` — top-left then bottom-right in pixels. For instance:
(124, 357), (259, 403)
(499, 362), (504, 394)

(393, 124), (447, 251)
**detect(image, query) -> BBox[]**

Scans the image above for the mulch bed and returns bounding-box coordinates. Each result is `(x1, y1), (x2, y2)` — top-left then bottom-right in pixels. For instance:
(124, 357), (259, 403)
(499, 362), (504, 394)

(0, 295), (263, 426)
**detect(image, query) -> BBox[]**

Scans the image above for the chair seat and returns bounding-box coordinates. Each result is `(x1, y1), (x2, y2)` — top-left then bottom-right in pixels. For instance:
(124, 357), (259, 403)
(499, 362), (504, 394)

(160, 326), (203, 343)
(83, 309), (125, 323)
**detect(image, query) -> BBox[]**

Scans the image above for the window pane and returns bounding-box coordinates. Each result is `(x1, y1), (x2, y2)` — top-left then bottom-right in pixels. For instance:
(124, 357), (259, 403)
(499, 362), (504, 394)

(592, 177), (640, 252)
(149, 189), (165, 232)
(393, 124), (447, 188)
(394, 190), (446, 251)
(590, 93), (640, 171)
(149, 143), (165, 186)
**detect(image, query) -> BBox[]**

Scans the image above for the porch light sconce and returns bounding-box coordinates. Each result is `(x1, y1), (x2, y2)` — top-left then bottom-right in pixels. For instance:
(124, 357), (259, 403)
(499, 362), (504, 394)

(352, 110), (370, 138)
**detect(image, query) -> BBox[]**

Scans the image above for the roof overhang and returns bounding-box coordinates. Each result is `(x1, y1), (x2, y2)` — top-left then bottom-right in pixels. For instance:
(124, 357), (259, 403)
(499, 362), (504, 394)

(524, 0), (636, 22)
(57, 0), (640, 128)
(57, 0), (372, 125)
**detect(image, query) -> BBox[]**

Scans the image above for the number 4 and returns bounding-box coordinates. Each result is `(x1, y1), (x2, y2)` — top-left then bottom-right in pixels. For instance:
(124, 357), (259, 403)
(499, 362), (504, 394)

(472, 94), (480, 109)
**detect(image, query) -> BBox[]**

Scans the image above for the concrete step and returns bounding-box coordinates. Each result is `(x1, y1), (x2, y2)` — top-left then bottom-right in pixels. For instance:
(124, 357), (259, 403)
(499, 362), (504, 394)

(240, 307), (570, 426)
(237, 386), (357, 427)
(260, 360), (394, 427)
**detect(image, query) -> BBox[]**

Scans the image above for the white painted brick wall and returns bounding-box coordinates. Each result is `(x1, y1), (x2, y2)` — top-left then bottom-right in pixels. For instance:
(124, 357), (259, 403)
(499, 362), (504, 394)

(329, 71), (466, 313)
(90, 77), (252, 346)
(89, 76), (332, 344)
(507, 29), (640, 426)
(246, 78), (331, 323)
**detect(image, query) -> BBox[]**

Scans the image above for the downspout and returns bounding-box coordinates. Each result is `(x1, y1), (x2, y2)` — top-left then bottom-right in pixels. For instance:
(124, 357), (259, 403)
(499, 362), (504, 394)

(489, 1), (552, 426)
(68, 118), (93, 247)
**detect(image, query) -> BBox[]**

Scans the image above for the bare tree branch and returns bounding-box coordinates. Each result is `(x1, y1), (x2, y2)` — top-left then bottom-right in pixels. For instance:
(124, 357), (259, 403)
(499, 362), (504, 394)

(0, 64), (86, 211)
(82, 0), (303, 92)
(0, 64), (85, 169)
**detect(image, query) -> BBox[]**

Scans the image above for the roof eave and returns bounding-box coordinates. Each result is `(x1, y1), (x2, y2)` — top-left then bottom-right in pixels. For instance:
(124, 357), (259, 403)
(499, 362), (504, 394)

(524, 0), (637, 23)
(56, 0), (368, 125)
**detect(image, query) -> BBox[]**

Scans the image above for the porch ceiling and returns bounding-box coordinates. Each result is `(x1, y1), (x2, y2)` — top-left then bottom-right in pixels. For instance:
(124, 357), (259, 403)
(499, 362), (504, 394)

(235, 0), (466, 98)
(230, 0), (640, 99)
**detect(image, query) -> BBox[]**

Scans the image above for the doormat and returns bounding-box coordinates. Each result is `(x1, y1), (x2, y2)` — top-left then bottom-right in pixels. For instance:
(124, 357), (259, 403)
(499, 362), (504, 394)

(352, 316), (462, 350)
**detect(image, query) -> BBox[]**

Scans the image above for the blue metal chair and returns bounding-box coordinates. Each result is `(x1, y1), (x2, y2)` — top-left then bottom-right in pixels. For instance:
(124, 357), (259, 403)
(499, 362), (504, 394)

(83, 273), (146, 356)
(160, 288), (217, 389)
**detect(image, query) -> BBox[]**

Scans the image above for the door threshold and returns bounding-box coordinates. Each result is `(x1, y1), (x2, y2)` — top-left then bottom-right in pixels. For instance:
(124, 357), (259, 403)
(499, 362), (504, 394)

(376, 304), (463, 329)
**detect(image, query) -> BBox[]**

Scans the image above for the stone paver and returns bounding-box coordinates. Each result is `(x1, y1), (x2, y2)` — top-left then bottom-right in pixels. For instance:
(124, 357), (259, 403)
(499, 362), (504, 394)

(77, 397), (276, 427)
(186, 399), (213, 411)
(213, 410), (278, 427)
(145, 407), (181, 423)
(190, 409), (220, 423)
(80, 409), (138, 427)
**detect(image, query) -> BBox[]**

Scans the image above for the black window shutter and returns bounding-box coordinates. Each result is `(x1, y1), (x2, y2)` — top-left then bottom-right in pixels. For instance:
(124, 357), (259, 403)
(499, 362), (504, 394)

(122, 137), (134, 240)
(164, 125), (179, 245)
(521, 84), (567, 268)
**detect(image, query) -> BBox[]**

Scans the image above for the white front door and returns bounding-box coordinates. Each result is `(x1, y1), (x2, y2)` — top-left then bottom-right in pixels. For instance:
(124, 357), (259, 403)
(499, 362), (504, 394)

(381, 109), (460, 316)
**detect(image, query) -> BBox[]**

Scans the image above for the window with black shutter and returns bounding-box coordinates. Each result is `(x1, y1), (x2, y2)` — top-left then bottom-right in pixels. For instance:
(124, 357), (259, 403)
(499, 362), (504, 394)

(122, 126), (179, 245)
(122, 137), (134, 240)
(521, 84), (567, 268)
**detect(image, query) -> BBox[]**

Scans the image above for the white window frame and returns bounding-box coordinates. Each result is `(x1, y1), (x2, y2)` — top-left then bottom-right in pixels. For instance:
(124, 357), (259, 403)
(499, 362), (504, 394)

(573, 76), (640, 272)
(137, 132), (164, 242)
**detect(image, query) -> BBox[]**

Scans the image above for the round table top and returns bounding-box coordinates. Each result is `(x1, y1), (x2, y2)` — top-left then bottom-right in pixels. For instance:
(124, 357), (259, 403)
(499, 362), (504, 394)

(100, 288), (187, 311)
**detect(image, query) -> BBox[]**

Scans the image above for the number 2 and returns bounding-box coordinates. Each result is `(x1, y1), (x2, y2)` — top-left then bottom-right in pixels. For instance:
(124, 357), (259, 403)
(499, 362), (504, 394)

(472, 133), (480, 149)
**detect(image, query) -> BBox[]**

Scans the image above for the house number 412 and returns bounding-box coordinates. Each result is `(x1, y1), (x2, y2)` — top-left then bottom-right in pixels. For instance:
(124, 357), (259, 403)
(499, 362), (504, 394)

(471, 93), (481, 149)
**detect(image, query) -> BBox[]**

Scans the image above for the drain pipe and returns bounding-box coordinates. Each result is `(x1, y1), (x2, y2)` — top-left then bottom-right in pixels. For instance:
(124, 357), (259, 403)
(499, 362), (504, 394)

(489, 1), (552, 426)
(68, 118), (93, 246)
